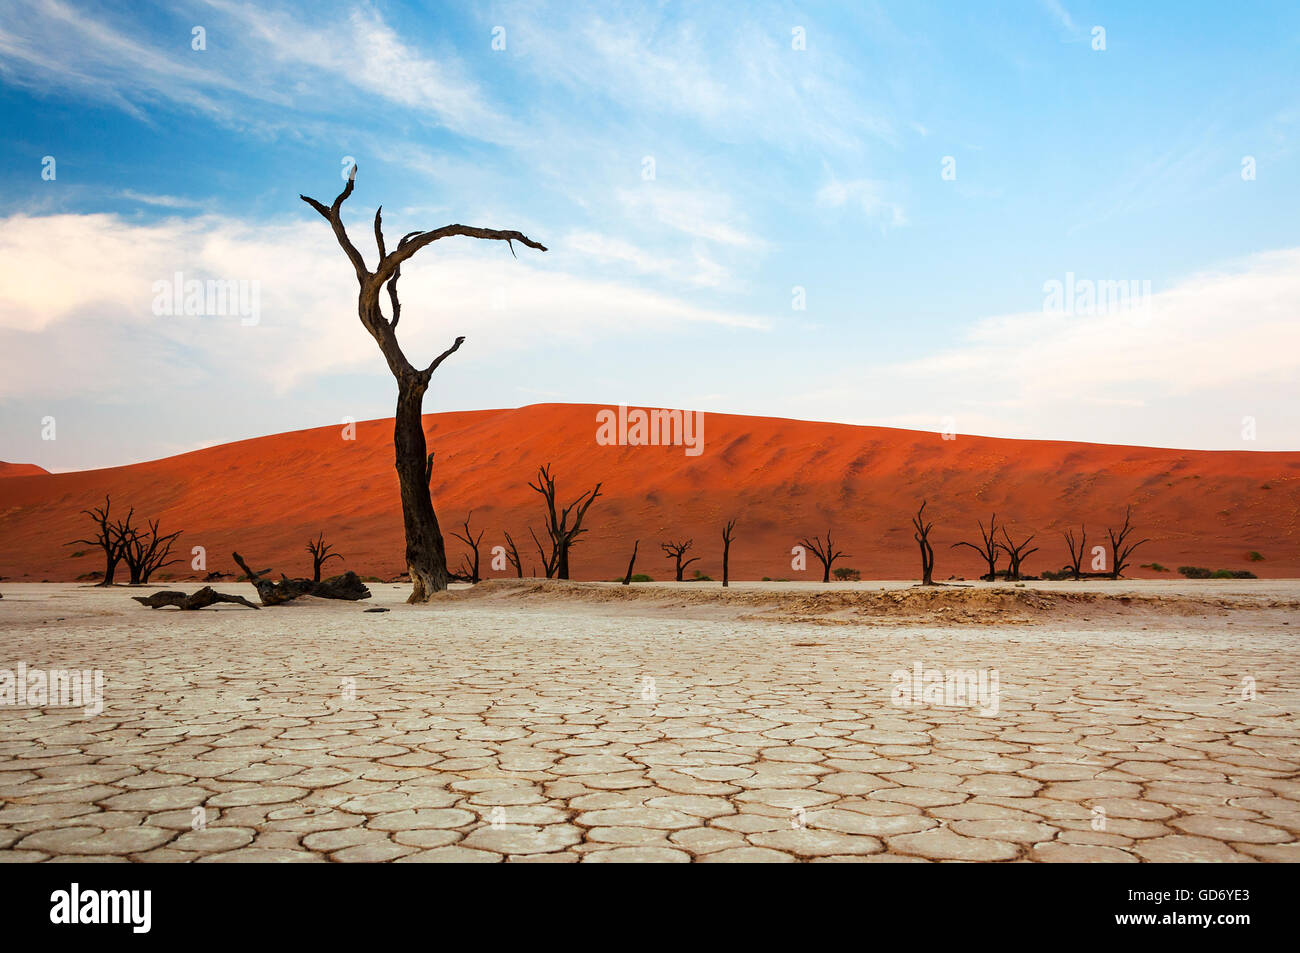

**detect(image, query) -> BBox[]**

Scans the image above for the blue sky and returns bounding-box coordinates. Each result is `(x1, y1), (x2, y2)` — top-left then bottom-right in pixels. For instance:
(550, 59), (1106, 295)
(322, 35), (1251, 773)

(1, 0), (1298, 469)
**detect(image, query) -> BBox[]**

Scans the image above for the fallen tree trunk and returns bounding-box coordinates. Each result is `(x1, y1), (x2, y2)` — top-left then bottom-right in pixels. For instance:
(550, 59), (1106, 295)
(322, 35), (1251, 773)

(133, 587), (260, 610)
(232, 552), (371, 605)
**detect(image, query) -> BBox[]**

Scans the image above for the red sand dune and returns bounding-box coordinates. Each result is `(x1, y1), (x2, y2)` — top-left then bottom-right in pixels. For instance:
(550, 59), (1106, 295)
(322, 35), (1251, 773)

(0, 461), (48, 479)
(1, 403), (1297, 583)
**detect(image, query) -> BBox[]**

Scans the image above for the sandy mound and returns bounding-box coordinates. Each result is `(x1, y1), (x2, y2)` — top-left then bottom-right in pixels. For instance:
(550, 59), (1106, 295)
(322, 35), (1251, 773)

(435, 578), (1300, 626)
(3, 403), (1298, 581)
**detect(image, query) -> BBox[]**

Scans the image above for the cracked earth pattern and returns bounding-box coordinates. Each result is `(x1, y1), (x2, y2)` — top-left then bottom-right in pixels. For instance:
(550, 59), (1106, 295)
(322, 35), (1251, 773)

(1, 583), (1298, 862)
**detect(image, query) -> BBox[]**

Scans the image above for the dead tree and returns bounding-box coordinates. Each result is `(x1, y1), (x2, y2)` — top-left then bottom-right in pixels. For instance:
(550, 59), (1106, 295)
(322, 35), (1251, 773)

(952, 513), (1001, 581)
(451, 512), (484, 584)
(721, 519), (737, 588)
(1063, 526), (1088, 579)
(306, 532), (344, 582)
(69, 495), (131, 586)
(529, 526), (559, 579)
(232, 552), (371, 605)
(1106, 506), (1149, 580)
(999, 526), (1039, 581)
(800, 532), (849, 583)
(134, 588), (260, 611)
(528, 464), (601, 579)
(661, 539), (699, 582)
(120, 518), (182, 585)
(911, 500), (936, 585)
(502, 531), (524, 578)
(302, 165), (545, 602)
(622, 540), (639, 585)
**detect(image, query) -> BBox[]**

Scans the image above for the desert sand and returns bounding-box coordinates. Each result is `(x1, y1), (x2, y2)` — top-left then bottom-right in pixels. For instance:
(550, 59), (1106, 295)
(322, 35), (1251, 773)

(3, 404), (1298, 583)
(1, 579), (1297, 862)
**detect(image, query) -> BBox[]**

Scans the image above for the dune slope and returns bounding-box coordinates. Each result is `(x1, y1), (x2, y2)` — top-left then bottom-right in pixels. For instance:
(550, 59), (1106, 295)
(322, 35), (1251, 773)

(1, 403), (1296, 582)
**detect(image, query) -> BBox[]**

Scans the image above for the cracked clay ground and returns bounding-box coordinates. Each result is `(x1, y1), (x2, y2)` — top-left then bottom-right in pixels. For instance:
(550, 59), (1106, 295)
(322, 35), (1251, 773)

(1, 581), (1298, 862)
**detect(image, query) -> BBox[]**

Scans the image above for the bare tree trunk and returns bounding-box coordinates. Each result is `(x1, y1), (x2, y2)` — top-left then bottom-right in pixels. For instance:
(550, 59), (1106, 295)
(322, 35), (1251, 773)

(396, 379), (449, 601)
(912, 501), (936, 585)
(721, 519), (736, 588)
(622, 540), (639, 585)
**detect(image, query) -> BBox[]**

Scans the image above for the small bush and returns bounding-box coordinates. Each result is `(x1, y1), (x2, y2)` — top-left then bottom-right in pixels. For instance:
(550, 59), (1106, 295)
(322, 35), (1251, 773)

(691, 570), (714, 582)
(1247, 551), (1264, 561)
(1178, 566), (1212, 579)
(630, 573), (653, 582)
(833, 567), (862, 581)
(1140, 562), (1170, 572)
(1212, 569), (1257, 579)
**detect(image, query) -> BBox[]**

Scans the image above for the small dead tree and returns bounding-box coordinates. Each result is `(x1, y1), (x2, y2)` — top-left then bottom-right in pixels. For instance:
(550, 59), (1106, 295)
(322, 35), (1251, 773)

(70, 495), (131, 586)
(529, 526), (559, 579)
(661, 539), (699, 582)
(502, 531), (524, 578)
(1063, 526), (1088, 579)
(952, 513), (1001, 581)
(451, 512), (484, 584)
(721, 519), (737, 588)
(622, 539), (639, 585)
(528, 464), (601, 580)
(911, 500), (936, 586)
(301, 165), (545, 602)
(800, 532), (849, 583)
(120, 518), (182, 585)
(306, 532), (344, 582)
(999, 526), (1039, 581)
(1106, 506), (1149, 580)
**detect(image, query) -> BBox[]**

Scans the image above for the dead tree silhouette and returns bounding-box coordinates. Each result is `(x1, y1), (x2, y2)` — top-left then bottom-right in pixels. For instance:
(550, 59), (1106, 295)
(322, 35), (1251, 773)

(911, 501), (936, 585)
(70, 495), (131, 586)
(120, 518), (182, 585)
(1063, 526), (1088, 579)
(502, 531), (524, 578)
(622, 540), (640, 586)
(800, 532), (849, 583)
(301, 165), (545, 601)
(451, 513), (484, 584)
(999, 526), (1039, 581)
(306, 532), (344, 582)
(721, 519), (737, 588)
(1106, 506), (1149, 579)
(528, 464), (601, 580)
(952, 513), (1001, 580)
(661, 539), (699, 582)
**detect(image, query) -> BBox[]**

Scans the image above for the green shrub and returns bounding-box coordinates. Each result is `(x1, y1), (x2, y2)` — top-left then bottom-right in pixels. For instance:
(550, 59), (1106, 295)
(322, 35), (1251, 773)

(1211, 569), (1257, 579)
(1247, 551), (1264, 561)
(1141, 562), (1170, 572)
(833, 567), (862, 581)
(1178, 566), (1212, 579)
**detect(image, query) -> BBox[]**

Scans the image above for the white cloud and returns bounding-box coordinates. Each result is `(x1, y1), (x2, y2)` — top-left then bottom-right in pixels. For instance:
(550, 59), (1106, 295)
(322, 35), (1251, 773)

(0, 210), (768, 401)
(784, 249), (1300, 450)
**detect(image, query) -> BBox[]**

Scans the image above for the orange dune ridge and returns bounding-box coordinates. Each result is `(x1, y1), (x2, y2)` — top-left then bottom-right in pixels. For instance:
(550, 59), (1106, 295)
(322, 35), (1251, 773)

(1, 403), (1297, 582)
